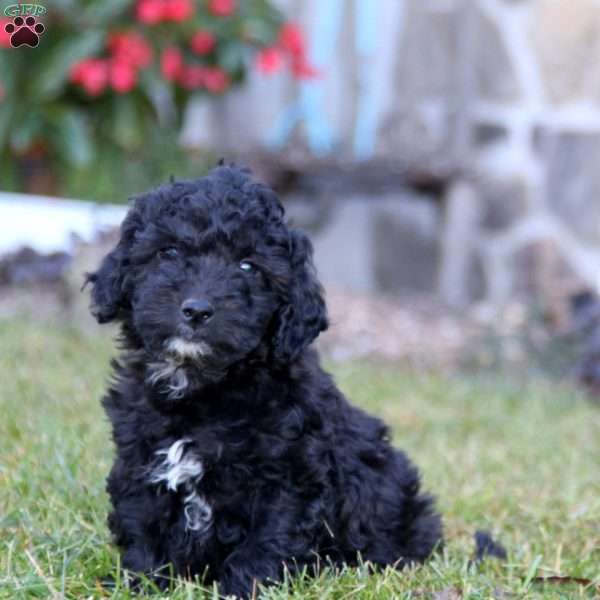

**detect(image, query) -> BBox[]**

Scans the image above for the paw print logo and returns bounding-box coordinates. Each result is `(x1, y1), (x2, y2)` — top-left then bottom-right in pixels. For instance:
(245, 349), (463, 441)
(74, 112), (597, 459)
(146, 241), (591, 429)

(5, 16), (45, 48)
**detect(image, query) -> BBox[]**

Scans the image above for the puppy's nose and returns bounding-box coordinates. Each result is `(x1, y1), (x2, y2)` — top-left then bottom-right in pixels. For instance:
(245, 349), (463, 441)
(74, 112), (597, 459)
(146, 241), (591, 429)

(181, 298), (214, 325)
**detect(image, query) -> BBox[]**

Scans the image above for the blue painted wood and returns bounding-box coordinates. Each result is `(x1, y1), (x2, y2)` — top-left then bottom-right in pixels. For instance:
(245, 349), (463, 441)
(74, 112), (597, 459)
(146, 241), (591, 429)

(267, 0), (344, 154)
(352, 0), (379, 160)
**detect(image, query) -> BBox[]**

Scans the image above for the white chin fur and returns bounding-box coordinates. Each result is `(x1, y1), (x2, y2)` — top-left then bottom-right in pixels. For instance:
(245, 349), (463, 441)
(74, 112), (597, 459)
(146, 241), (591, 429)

(146, 358), (189, 399)
(166, 338), (211, 360)
(146, 338), (211, 399)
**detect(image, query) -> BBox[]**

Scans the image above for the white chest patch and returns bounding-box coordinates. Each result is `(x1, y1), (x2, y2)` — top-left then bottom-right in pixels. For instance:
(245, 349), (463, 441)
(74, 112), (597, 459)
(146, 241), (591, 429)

(149, 439), (213, 533)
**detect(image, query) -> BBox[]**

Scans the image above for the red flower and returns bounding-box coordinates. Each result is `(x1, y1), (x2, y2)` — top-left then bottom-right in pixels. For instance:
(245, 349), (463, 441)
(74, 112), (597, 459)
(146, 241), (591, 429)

(178, 65), (229, 92)
(202, 66), (230, 93)
(291, 57), (320, 80)
(110, 59), (138, 93)
(179, 65), (208, 89)
(164, 0), (194, 22)
(190, 30), (216, 55)
(273, 22), (319, 79)
(256, 47), (283, 75)
(70, 59), (109, 96)
(278, 22), (305, 57)
(136, 0), (164, 25)
(161, 47), (184, 81)
(108, 32), (152, 68)
(0, 18), (12, 48)
(207, 0), (236, 17)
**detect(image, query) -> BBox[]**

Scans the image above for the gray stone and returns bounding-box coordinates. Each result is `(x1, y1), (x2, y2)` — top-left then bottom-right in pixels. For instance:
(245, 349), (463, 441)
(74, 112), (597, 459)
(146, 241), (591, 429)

(305, 192), (443, 296)
(512, 241), (541, 299)
(439, 180), (481, 307)
(393, 3), (461, 99)
(546, 133), (600, 244)
(474, 122), (509, 147)
(281, 194), (334, 235)
(531, 125), (549, 156)
(511, 239), (584, 300)
(473, 7), (521, 102)
(531, 0), (600, 104)
(371, 195), (441, 295)
(466, 251), (487, 303)
(310, 197), (375, 292)
(380, 2), (463, 159)
(480, 178), (528, 231)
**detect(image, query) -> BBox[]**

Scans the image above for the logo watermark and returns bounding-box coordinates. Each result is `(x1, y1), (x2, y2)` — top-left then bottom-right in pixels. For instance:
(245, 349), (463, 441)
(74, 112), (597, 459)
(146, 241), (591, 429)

(3, 3), (46, 47)
(4, 4), (46, 17)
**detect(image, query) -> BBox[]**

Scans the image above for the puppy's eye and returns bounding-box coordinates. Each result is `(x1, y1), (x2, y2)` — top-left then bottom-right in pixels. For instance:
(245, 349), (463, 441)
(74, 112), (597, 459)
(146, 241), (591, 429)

(158, 247), (179, 259)
(239, 260), (254, 273)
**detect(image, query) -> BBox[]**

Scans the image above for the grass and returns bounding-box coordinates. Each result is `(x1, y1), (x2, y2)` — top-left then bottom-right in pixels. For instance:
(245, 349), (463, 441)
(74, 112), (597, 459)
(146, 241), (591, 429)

(1, 318), (599, 599)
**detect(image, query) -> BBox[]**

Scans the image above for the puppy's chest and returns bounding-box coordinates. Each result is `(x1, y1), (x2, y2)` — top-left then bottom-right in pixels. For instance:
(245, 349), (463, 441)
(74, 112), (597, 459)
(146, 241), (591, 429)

(146, 426), (299, 533)
(146, 433), (266, 530)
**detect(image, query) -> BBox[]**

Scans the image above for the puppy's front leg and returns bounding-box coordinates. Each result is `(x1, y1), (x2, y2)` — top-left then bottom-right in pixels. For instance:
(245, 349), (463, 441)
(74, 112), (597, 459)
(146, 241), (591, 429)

(121, 544), (171, 590)
(217, 547), (288, 599)
(106, 500), (171, 590)
(217, 570), (271, 599)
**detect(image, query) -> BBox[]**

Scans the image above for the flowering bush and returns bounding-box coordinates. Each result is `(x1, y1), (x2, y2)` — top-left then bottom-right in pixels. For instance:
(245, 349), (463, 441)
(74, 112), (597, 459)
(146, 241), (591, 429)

(0, 0), (315, 192)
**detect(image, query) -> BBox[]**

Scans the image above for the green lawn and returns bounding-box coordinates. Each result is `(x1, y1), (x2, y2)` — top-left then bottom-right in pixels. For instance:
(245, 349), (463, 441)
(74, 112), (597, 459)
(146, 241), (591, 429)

(1, 319), (599, 599)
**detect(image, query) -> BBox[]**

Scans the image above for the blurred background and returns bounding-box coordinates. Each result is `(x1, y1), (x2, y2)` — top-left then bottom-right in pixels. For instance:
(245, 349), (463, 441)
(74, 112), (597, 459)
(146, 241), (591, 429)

(3, 0), (600, 388)
(5, 5), (600, 593)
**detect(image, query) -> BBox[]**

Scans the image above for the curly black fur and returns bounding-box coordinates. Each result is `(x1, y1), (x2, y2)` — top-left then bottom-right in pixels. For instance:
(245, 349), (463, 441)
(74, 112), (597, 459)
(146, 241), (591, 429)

(88, 165), (442, 598)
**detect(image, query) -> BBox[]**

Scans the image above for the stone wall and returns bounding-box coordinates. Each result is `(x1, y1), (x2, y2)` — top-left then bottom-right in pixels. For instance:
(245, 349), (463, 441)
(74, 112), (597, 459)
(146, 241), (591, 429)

(184, 0), (600, 308)
(465, 0), (600, 307)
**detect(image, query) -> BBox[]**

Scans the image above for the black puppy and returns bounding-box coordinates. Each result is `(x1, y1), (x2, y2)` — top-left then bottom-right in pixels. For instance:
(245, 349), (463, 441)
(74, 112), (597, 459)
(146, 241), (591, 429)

(88, 165), (442, 597)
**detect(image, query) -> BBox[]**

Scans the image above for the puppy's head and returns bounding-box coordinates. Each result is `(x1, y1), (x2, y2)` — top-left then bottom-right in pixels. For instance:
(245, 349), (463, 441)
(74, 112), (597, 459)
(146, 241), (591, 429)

(87, 165), (327, 398)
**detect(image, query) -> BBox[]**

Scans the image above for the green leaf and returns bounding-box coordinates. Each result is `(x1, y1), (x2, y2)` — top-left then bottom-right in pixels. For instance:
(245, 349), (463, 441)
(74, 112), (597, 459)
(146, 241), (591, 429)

(82, 0), (132, 26)
(0, 52), (17, 94)
(32, 31), (105, 100)
(218, 42), (246, 74)
(111, 95), (144, 150)
(243, 18), (278, 45)
(45, 0), (78, 14)
(9, 112), (43, 153)
(0, 54), (17, 150)
(0, 98), (17, 150)
(138, 69), (177, 128)
(521, 555), (543, 593)
(0, 149), (18, 190)
(50, 108), (94, 167)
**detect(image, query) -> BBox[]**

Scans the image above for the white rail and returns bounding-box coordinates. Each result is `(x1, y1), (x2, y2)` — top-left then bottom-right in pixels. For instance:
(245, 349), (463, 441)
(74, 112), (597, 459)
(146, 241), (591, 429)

(0, 193), (126, 255)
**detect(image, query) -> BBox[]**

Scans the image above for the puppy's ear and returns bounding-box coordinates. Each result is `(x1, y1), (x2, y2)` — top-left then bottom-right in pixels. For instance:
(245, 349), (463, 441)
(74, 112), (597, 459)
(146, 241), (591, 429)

(273, 230), (328, 363)
(86, 211), (139, 324)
